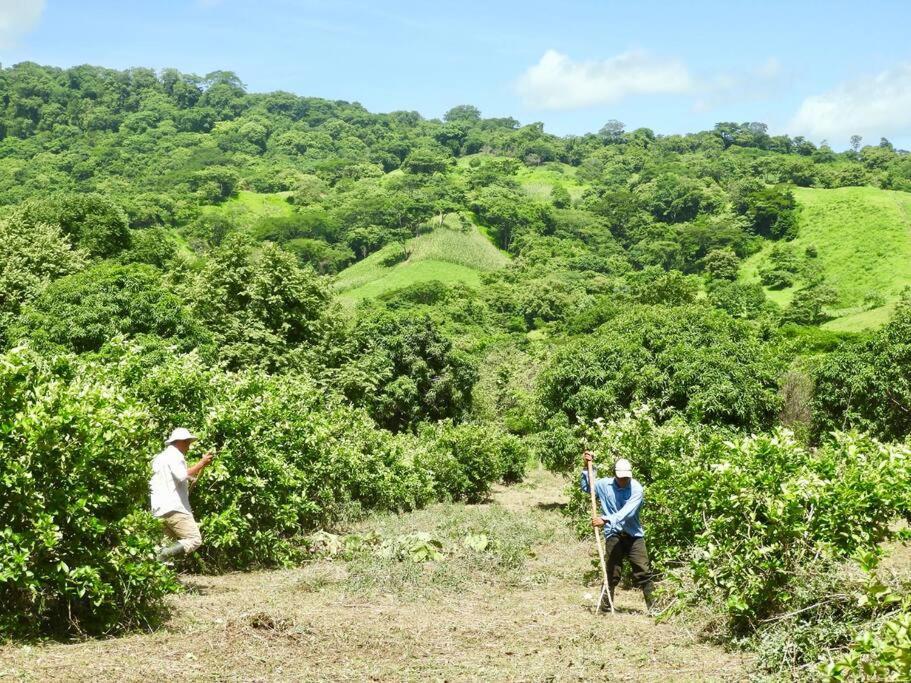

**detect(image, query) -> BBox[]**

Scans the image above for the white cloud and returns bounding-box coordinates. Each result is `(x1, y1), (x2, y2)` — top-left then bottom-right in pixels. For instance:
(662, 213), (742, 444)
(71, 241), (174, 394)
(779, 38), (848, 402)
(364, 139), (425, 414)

(691, 56), (787, 113)
(0, 0), (44, 49)
(516, 49), (693, 109)
(790, 63), (911, 141)
(754, 57), (783, 80)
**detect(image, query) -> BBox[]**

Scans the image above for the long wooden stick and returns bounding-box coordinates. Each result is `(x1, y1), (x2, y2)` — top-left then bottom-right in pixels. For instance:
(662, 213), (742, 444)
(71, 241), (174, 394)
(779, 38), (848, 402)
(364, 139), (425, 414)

(587, 458), (615, 614)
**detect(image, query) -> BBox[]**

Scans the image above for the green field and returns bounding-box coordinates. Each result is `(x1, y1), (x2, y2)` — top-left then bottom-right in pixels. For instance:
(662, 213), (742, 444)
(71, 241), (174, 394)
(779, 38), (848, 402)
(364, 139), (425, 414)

(335, 219), (508, 303)
(201, 190), (294, 224)
(741, 186), (911, 331)
(515, 162), (587, 202)
(456, 155), (587, 202)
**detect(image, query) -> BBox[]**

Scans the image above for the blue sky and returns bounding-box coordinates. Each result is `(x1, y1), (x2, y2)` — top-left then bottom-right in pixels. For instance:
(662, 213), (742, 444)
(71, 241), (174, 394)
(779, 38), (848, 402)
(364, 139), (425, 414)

(3, 0), (911, 148)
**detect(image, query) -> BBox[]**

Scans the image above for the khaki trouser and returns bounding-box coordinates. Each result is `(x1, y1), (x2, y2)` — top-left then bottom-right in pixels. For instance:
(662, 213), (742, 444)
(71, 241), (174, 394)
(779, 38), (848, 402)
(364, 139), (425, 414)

(161, 511), (203, 554)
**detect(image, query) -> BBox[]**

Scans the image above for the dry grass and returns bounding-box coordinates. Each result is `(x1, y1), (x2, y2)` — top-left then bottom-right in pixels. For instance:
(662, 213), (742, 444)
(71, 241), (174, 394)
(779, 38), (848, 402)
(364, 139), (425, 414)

(0, 468), (750, 682)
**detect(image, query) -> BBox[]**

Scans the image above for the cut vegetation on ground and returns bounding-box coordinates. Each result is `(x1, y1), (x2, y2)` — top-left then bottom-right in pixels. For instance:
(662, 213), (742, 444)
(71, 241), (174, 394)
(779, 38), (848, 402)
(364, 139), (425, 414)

(0, 469), (749, 682)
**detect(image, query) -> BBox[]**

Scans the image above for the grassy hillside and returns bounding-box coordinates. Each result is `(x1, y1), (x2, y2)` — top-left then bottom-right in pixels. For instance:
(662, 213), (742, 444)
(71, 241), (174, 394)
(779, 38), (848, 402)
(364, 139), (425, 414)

(335, 217), (508, 304)
(455, 155), (588, 202)
(741, 186), (911, 331)
(515, 163), (587, 202)
(201, 190), (294, 223)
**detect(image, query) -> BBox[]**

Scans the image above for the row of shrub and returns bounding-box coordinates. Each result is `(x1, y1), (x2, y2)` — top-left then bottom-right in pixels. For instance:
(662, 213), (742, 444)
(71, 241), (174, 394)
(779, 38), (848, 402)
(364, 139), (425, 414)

(0, 342), (527, 637)
(567, 413), (910, 677)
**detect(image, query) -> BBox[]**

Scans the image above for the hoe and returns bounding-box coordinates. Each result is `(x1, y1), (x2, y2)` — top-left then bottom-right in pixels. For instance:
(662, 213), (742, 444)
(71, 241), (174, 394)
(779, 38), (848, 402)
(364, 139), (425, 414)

(587, 455), (615, 614)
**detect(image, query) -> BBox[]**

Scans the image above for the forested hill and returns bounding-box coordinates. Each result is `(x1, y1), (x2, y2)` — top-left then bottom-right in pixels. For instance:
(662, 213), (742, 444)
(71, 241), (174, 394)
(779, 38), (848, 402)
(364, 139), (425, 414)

(4, 63), (911, 322)
(2, 63), (911, 679)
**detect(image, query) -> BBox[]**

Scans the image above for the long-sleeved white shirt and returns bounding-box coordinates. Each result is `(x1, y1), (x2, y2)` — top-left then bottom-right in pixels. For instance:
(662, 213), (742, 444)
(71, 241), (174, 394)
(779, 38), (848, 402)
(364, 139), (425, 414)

(149, 445), (194, 517)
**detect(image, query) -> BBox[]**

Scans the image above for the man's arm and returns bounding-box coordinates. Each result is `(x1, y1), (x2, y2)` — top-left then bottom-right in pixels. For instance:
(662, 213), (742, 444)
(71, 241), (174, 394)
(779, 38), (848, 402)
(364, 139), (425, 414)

(187, 452), (214, 480)
(169, 451), (213, 483)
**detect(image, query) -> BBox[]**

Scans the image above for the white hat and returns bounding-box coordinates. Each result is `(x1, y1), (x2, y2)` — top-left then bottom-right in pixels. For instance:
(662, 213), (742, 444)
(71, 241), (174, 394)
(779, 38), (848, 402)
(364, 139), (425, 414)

(615, 458), (633, 478)
(165, 427), (198, 444)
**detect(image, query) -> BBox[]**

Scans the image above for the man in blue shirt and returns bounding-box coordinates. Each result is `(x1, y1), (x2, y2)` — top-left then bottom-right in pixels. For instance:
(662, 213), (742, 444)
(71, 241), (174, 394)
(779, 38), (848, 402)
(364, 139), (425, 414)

(581, 451), (654, 612)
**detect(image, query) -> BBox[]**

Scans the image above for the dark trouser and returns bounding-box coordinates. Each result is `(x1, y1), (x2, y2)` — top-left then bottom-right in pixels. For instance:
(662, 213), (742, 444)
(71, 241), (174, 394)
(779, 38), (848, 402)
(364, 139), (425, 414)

(603, 533), (653, 605)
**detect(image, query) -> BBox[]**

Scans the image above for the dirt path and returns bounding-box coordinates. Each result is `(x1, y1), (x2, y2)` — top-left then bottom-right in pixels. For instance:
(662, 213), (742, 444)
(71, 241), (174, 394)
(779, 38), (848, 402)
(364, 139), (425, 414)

(0, 468), (750, 681)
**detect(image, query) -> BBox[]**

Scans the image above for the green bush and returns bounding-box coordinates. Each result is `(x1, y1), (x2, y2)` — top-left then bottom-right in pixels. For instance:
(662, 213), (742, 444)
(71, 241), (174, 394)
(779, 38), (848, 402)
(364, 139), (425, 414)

(0, 215), (86, 343)
(760, 268), (795, 289)
(11, 263), (211, 354)
(325, 311), (477, 433)
(538, 305), (781, 431)
(498, 434), (531, 484)
(421, 422), (527, 503)
(825, 609), (911, 681)
(189, 371), (437, 569)
(812, 296), (911, 442)
(188, 234), (335, 370)
(11, 193), (132, 258)
(0, 347), (177, 637)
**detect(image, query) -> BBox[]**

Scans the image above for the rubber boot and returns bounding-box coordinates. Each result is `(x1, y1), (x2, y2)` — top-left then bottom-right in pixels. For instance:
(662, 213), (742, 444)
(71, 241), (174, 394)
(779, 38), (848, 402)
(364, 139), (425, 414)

(643, 587), (657, 615)
(598, 585), (615, 613)
(157, 541), (186, 562)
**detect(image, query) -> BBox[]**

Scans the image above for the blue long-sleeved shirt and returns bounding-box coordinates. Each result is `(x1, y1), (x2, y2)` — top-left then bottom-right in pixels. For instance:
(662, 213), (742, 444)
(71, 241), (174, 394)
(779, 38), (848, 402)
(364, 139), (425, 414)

(580, 469), (645, 538)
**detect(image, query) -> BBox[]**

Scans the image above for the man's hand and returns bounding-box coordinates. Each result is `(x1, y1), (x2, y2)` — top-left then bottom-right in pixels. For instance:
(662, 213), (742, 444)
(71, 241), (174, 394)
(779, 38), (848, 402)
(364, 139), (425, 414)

(591, 516), (606, 528)
(188, 451), (215, 480)
(583, 450), (595, 463)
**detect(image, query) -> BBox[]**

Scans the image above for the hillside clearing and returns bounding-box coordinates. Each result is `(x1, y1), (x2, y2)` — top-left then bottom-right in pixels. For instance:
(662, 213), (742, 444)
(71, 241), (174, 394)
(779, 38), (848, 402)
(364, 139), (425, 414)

(741, 186), (911, 330)
(455, 155), (588, 202)
(0, 468), (749, 682)
(335, 220), (508, 304)
(200, 191), (294, 223)
(515, 163), (587, 202)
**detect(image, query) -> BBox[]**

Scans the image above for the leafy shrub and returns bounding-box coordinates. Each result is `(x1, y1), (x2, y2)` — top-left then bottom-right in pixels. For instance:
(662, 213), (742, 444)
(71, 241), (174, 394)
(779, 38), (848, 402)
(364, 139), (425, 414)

(812, 295), (911, 442)
(538, 305), (781, 431)
(758, 242), (803, 289)
(623, 267), (700, 306)
(760, 268), (796, 290)
(325, 311), (477, 433)
(0, 347), (177, 637)
(655, 429), (906, 624)
(783, 284), (838, 326)
(497, 434), (530, 484)
(11, 193), (131, 258)
(11, 263), (211, 354)
(735, 185), (799, 239)
(707, 281), (770, 319)
(702, 248), (740, 281)
(188, 234), (334, 370)
(0, 215), (86, 342)
(420, 422), (527, 503)
(551, 184), (571, 209)
(188, 371), (437, 570)
(825, 610), (911, 681)
(119, 227), (179, 268)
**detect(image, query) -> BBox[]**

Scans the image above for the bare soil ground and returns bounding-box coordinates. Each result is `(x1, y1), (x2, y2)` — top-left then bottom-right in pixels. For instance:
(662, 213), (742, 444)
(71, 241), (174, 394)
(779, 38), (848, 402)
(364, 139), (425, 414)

(0, 468), (750, 682)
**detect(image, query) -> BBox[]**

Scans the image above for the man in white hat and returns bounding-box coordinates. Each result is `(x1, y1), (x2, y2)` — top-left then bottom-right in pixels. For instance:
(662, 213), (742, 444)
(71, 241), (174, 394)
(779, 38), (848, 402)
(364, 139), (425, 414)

(150, 428), (214, 562)
(581, 451), (654, 612)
